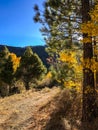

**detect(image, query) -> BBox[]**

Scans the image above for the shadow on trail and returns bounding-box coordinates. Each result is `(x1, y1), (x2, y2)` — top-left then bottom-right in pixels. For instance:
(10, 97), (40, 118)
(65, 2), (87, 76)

(43, 90), (71, 130)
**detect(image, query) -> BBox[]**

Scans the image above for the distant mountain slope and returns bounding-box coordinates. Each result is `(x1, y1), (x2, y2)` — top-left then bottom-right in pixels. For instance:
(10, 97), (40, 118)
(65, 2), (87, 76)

(0, 45), (49, 68)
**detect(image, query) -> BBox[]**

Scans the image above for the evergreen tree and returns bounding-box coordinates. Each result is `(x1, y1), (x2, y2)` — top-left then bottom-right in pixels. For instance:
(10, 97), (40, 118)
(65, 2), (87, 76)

(0, 46), (21, 85)
(0, 56), (13, 84)
(33, 0), (82, 86)
(0, 46), (10, 60)
(0, 46), (14, 84)
(34, 0), (82, 53)
(0, 46), (21, 96)
(34, 0), (98, 124)
(16, 46), (47, 90)
(0, 47), (14, 96)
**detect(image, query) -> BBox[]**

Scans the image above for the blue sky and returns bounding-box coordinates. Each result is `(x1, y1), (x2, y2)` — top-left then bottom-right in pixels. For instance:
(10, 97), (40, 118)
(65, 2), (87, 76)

(0, 0), (45, 47)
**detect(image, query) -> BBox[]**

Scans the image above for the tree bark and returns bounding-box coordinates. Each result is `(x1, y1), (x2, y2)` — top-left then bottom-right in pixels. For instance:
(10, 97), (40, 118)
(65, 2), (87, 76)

(81, 0), (97, 122)
(25, 81), (30, 90)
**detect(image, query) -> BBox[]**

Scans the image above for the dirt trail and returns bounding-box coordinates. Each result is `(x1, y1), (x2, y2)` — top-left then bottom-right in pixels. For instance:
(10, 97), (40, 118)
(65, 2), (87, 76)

(0, 87), (61, 130)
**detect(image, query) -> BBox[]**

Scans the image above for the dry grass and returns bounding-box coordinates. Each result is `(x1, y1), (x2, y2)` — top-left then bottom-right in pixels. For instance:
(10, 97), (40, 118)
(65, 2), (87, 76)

(0, 87), (61, 130)
(0, 87), (98, 130)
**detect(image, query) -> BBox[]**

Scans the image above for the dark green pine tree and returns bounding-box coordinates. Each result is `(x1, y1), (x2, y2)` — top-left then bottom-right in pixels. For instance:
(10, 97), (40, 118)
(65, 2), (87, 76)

(0, 57), (14, 85)
(0, 46), (10, 59)
(0, 46), (14, 97)
(0, 46), (14, 85)
(33, 0), (82, 86)
(34, 0), (82, 54)
(17, 46), (47, 90)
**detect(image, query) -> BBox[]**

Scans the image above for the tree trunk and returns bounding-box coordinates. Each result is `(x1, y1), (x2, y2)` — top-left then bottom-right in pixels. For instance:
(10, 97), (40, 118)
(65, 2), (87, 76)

(96, 72), (98, 88)
(81, 0), (97, 122)
(25, 81), (30, 90)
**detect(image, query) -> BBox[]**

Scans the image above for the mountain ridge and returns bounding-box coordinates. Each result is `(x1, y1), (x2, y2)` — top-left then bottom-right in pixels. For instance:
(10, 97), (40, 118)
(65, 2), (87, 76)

(0, 45), (49, 67)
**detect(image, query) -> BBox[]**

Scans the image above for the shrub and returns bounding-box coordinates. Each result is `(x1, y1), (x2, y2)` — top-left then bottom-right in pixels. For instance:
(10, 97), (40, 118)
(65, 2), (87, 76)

(0, 82), (10, 97)
(10, 80), (26, 95)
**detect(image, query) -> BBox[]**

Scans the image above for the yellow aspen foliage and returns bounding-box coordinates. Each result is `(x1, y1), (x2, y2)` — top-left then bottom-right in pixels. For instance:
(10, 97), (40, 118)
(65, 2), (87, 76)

(59, 51), (77, 64)
(96, 62), (98, 71)
(59, 51), (82, 72)
(59, 50), (82, 91)
(80, 37), (92, 44)
(46, 71), (52, 78)
(81, 2), (98, 69)
(82, 58), (97, 72)
(74, 64), (83, 72)
(81, 22), (97, 37)
(81, 4), (98, 40)
(94, 45), (98, 55)
(80, 3), (98, 74)
(64, 80), (81, 93)
(9, 53), (21, 73)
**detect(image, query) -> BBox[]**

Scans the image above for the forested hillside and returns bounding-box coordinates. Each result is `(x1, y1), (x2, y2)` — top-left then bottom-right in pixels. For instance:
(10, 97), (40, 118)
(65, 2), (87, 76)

(0, 0), (98, 130)
(0, 45), (49, 67)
